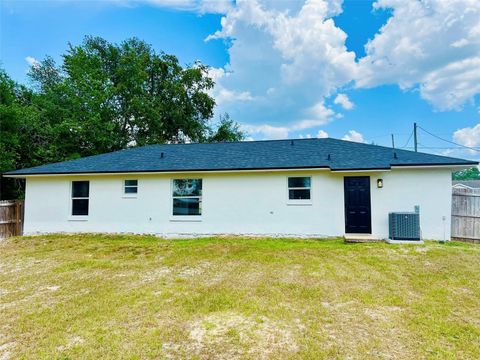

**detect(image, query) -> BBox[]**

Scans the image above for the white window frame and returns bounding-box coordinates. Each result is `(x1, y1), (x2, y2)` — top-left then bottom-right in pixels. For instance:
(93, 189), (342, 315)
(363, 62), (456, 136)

(122, 179), (138, 198)
(286, 176), (312, 206)
(170, 178), (203, 221)
(70, 180), (90, 220)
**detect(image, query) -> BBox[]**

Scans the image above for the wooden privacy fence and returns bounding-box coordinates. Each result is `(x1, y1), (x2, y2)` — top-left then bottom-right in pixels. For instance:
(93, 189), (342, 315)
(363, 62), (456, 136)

(452, 188), (480, 243)
(0, 200), (24, 239)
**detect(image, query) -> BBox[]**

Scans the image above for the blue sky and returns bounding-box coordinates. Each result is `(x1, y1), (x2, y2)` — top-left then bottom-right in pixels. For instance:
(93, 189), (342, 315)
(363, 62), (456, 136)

(1, 0), (479, 161)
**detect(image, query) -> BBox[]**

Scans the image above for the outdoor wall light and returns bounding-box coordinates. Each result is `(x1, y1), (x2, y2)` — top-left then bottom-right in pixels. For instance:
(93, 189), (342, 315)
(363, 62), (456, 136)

(377, 179), (384, 188)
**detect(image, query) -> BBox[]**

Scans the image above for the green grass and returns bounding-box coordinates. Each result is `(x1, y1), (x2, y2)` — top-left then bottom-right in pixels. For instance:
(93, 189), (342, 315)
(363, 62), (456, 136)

(1, 234), (480, 359)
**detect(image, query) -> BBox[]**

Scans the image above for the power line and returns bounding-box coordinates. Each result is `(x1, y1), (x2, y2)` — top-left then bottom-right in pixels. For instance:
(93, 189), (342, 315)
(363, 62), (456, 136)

(405, 146), (473, 150)
(417, 125), (480, 153)
(400, 130), (414, 149)
(414, 122), (418, 152)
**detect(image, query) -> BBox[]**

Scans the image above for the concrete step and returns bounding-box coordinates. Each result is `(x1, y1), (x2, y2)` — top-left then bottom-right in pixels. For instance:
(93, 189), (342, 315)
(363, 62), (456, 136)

(386, 239), (424, 244)
(344, 234), (384, 243)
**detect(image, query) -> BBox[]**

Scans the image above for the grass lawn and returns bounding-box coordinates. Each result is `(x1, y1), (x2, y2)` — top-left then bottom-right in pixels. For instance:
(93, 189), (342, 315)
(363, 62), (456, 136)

(1, 235), (480, 359)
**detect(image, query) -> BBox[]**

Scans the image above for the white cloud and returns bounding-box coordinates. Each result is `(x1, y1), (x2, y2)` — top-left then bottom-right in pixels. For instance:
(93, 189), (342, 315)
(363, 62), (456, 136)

(207, 0), (479, 140)
(437, 147), (480, 162)
(333, 93), (354, 110)
(308, 101), (336, 121)
(241, 124), (290, 139)
(110, 0), (480, 139)
(209, 0), (357, 89)
(207, 0), (480, 126)
(197, 0), (233, 13)
(420, 58), (480, 111)
(105, 0), (480, 122)
(241, 100), (337, 139)
(215, 88), (254, 104)
(357, 0), (480, 111)
(453, 123), (480, 152)
(207, 67), (254, 105)
(115, 0), (233, 13)
(25, 56), (39, 67)
(206, 0), (356, 135)
(342, 130), (365, 143)
(317, 130), (329, 138)
(293, 101), (337, 130)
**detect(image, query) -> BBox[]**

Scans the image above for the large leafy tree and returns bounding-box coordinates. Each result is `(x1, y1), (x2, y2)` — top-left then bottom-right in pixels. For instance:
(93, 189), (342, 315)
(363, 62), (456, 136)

(0, 70), (52, 197)
(0, 36), (244, 199)
(29, 36), (238, 153)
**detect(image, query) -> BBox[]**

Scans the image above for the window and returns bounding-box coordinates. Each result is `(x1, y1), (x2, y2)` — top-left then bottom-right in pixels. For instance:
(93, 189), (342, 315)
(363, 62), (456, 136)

(124, 180), (138, 194)
(72, 181), (89, 216)
(172, 179), (202, 216)
(288, 177), (311, 200)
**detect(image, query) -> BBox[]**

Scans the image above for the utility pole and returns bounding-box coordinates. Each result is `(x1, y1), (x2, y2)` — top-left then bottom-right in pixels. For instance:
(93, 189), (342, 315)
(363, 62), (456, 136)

(414, 122), (418, 152)
(391, 134), (395, 149)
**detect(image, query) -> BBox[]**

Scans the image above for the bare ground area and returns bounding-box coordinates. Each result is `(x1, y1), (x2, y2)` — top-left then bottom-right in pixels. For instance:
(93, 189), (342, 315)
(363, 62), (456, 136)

(0, 234), (479, 359)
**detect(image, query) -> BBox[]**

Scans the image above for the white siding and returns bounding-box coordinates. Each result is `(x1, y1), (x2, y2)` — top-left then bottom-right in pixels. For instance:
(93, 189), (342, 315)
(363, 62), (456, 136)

(23, 168), (452, 240)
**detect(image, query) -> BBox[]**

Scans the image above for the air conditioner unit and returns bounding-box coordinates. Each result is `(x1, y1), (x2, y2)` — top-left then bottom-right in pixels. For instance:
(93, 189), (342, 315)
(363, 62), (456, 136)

(389, 210), (420, 241)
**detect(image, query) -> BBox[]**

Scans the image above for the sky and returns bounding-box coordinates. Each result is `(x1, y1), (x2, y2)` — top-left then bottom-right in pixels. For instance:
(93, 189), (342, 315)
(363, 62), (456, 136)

(1, 0), (480, 161)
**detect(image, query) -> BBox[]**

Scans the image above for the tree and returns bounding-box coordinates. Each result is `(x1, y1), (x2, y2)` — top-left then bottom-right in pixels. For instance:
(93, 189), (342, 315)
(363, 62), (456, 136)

(453, 167), (480, 180)
(0, 36), (245, 199)
(0, 70), (47, 198)
(207, 113), (245, 143)
(28, 37), (214, 153)
(0, 70), (19, 176)
(28, 36), (244, 152)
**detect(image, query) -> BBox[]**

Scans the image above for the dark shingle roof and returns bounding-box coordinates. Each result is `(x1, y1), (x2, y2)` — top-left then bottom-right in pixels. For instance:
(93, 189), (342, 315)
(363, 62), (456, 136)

(5, 138), (478, 176)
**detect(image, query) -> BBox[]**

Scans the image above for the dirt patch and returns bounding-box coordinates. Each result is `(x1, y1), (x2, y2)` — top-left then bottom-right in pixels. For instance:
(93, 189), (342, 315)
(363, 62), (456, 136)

(278, 265), (303, 285)
(163, 312), (300, 359)
(0, 341), (15, 360)
(177, 261), (212, 279)
(323, 304), (410, 359)
(0, 258), (53, 275)
(364, 306), (402, 322)
(138, 267), (171, 283)
(57, 335), (85, 352)
(43, 285), (60, 292)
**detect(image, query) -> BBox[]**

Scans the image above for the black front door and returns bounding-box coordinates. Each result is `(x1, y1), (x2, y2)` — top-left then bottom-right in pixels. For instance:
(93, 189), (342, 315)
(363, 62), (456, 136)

(344, 176), (372, 234)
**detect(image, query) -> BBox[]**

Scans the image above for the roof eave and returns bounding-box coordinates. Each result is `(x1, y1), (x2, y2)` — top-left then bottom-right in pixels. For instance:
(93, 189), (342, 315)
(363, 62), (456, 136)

(2, 166), (332, 178)
(4, 161), (476, 178)
(391, 163), (478, 170)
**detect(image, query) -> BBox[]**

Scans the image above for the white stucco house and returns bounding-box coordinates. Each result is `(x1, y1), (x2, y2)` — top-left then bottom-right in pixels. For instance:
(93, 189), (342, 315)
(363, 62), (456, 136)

(4, 138), (478, 240)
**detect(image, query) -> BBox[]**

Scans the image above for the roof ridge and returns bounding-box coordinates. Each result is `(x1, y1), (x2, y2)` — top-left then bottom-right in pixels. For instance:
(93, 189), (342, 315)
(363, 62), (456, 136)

(146, 137), (327, 147)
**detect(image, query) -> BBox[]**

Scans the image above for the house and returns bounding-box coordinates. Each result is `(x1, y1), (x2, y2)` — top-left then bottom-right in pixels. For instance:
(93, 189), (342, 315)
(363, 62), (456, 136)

(4, 138), (478, 240)
(452, 180), (480, 190)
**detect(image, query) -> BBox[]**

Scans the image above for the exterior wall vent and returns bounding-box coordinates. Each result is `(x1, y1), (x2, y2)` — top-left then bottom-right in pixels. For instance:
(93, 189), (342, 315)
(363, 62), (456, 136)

(389, 210), (420, 241)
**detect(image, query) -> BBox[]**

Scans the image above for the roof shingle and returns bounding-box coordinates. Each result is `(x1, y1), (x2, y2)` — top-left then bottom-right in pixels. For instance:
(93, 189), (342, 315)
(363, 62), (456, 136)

(5, 138), (478, 176)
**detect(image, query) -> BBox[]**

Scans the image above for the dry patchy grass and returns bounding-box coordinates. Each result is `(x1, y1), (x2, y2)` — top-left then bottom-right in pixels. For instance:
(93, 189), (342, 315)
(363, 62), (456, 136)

(1, 234), (479, 359)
